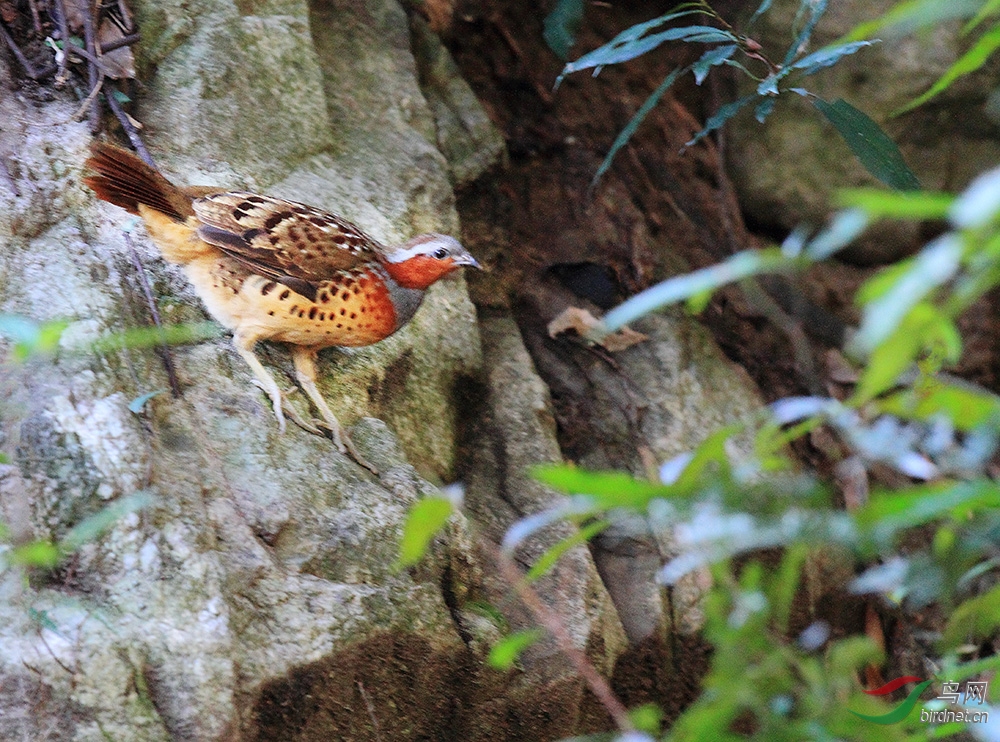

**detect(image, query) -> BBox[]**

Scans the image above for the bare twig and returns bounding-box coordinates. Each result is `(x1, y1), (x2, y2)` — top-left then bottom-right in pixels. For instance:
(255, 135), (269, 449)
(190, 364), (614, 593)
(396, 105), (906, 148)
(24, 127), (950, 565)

(104, 86), (155, 167)
(123, 231), (182, 398)
(82, 1), (101, 132)
(55, 0), (71, 83)
(69, 70), (105, 122)
(37, 628), (75, 675)
(493, 545), (635, 733)
(27, 0), (42, 36)
(0, 21), (56, 80)
(100, 31), (140, 54)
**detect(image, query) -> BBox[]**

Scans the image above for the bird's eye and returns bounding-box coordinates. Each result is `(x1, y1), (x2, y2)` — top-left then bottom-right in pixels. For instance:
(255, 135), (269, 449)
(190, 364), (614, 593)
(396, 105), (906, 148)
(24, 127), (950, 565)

(432, 247), (449, 259)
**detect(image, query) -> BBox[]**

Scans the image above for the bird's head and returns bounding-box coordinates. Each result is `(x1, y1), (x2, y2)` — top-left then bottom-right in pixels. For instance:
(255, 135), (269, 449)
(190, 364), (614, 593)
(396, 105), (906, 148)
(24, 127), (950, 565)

(382, 233), (481, 290)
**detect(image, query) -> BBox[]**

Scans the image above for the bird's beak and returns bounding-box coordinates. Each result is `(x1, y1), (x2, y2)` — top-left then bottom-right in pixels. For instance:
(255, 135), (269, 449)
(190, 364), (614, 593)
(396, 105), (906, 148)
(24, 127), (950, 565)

(455, 253), (482, 270)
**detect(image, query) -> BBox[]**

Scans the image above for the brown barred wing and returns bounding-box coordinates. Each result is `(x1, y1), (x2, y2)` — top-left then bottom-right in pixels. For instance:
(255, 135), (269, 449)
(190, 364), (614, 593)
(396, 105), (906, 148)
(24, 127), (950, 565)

(193, 192), (383, 298)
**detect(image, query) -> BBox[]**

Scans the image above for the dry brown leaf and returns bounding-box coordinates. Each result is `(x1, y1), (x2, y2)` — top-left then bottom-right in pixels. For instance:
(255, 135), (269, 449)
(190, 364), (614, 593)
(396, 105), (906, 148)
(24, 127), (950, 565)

(547, 306), (648, 352)
(423, 0), (455, 33)
(601, 325), (648, 352)
(97, 18), (135, 79)
(0, 1), (17, 24)
(548, 306), (599, 337)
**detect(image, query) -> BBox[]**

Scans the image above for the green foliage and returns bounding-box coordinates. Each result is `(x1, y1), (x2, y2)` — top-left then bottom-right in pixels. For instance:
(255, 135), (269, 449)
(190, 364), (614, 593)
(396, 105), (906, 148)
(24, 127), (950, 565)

(552, 0), (919, 190)
(487, 629), (544, 670)
(1, 492), (153, 572)
(395, 495), (455, 569)
(128, 389), (167, 413)
(487, 163), (1000, 738)
(0, 315), (68, 360)
(544, 0), (586, 60)
(841, 0), (1000, 115)
(811, 98), (921, 190)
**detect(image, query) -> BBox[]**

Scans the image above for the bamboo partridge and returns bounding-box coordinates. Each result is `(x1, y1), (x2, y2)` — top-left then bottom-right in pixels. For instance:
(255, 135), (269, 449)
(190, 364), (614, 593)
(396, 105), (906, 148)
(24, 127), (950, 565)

(83, 141), (479, 465)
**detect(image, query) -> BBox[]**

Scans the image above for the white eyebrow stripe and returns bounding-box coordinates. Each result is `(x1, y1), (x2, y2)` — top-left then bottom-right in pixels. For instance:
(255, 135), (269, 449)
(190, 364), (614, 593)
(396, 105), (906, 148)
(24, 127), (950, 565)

(384, 234), (461, 263)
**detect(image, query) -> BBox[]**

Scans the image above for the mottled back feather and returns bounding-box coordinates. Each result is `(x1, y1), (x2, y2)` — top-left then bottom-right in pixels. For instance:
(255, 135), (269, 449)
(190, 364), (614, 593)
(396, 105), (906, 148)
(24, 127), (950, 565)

(193, 192), (381, 281)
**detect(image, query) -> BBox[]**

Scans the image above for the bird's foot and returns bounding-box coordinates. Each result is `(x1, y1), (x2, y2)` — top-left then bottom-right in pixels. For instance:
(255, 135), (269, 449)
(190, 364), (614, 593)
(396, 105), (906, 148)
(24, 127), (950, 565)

(250, 378), (287, 433)
(313, 418), (379, 476)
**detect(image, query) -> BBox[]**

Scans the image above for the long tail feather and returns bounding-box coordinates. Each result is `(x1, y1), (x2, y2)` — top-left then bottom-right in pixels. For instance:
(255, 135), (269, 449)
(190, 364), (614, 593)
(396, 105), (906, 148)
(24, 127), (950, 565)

(82, 142), (193, 221)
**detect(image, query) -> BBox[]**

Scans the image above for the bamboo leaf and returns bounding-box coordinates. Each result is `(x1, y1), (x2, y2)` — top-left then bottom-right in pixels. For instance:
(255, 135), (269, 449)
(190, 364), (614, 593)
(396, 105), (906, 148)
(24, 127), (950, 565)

(813, 97), (921, 190)
(790, 40), (877, 76)
(488, 630), (544, 670)
(692, 44), (738, 85)
(396, 497), (453, 569)
(894, 24), (1000, 115)
(543, 0), (586, 61)
(686, 94), (757, 148)
(591, 68), (682, 188)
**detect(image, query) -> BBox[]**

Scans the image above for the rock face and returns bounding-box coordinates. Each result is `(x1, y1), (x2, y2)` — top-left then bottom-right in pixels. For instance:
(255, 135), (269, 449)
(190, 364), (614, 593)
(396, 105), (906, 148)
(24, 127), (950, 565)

(727, 0), (1000, 264)
(0, 0), (629, 739)
(0, 0), (769, 739)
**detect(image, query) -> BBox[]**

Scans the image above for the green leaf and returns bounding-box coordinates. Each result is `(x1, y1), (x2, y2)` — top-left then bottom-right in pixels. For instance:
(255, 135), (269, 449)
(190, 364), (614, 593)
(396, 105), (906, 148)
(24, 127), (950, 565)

(878, 381), (1000, 431)
(856, 259), (913, 305)
(853, 303), (940, 402)
(396, 496), (453, 569)
(856, 481), (1000, 537)
(488, 629), (544, 670)
(852, 235), (961, 354)
(87, 321), (221, 353)
(686, 95), (757, 149)
(949, 165), (1000, 229)
(591, 68), (682, 189)
(944, 583), (1000, 648)
(836, 188), (953, 218)
(841, 0), (984, 42)
(691, 44), (738, 85)
(757, 69), (789, 96)
(676, 425), (743, 487)
(804, 208), (870, 259)
(60, 491), (155, 552)
(531, 465), (672, 509)
(684, 287), (713, 314)
(771, 544), (808, 633)
(754, 96), (777, 123)
(628, 703), (664, 734)
(813, 97), (921, 190)
(0, 315), (68, 360)
(599, 248), (791, 334)
(11, 540), (61, 568)
(748, 0), (775, 27)
(963, 0), (1000, 33)
(524, 520), (609, 583)
(790, 40), (878, 76)
(781, 0), (829, 67)
(543, 0), (586, 61)
(556, 11), (716, 81)
(28, 607), (63, 635)
(895, 24), (1000, 115)
(128, 389), (167, 414)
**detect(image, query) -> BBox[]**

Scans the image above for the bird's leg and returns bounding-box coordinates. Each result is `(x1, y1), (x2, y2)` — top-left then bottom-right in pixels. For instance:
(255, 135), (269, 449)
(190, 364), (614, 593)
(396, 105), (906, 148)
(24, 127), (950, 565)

(233, 331), (286, 433)
(291, 346), (344, 450)
(291, 346), (378, 474)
